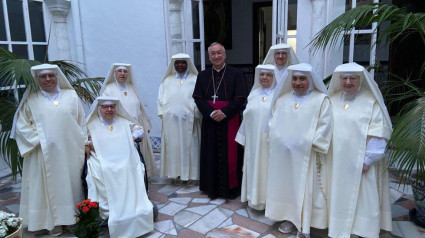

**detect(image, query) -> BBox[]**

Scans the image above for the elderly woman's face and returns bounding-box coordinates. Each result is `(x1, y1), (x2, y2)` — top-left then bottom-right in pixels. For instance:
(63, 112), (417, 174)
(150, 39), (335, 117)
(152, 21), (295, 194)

(291, 75), (309, 94)
(259, 71), (274, 89)
(274, 51), (288, 67)
(115, 68), (128, 84)
(38, 72), (58, 92)
(340, 75), (361, 94)
(100, 104), (116, 120)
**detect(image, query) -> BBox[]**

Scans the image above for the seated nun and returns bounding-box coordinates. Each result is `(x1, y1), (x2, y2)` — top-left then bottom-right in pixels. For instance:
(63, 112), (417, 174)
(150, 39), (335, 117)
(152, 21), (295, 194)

(327, 63), (392, 238)
(265, 63), (333, 238)
(85, 96), (154, 238)
(236, 64), (277, 210)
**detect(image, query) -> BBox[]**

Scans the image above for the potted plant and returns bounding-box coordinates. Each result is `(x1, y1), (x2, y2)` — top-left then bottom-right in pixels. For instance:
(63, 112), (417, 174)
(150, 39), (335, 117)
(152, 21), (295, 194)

(0, 48), (103, 178)
(309, 2), (425, 225)
(0, 211), (23, 238)
(74, 199), (101, 238)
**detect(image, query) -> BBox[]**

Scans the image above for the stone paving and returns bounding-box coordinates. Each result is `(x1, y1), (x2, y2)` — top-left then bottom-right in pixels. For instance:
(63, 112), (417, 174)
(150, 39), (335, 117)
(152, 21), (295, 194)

(1, 153), (425, 237)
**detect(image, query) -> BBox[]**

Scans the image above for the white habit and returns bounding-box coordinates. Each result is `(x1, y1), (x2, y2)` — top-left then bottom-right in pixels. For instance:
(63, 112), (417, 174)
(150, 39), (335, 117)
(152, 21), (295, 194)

(85, 96), (153, 238)
(158, 53), (201, 180)
(11, 64), (86, 231)
(236, 64), (276, 210)
(262, 43), (299, 83)
(265, 63), (333, 234)
(328, 63), (392, 238)
(100, 63), (156, 177)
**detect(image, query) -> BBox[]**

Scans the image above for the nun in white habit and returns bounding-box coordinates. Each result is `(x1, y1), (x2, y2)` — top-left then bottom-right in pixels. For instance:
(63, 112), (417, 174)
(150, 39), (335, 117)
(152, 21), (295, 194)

(11, 64), (87, 236)
(235, 64), (277, 210)
(158, 53), (201, 184)
(265, 63), (333, 238)
(100, 63), (156, 177)
(262, 43), (299, 83)
(327, 63), (392, 238)
(85, 96), (153, 238)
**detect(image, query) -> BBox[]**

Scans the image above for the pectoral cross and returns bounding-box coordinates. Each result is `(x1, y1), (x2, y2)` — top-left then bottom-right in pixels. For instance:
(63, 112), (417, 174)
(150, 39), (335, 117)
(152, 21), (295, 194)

(212, 94), (218, 104)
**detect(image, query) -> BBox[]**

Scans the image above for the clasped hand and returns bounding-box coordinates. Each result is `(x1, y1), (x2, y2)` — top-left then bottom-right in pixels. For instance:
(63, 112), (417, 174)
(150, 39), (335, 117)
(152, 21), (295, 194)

(211, 109), (226, 122)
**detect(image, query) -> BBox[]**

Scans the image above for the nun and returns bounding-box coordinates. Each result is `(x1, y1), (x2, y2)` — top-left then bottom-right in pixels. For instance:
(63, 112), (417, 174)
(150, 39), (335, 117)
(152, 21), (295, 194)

(265, 63), (333, 238)
(236, 64), (277, 210)
(327, 63), (392, 238)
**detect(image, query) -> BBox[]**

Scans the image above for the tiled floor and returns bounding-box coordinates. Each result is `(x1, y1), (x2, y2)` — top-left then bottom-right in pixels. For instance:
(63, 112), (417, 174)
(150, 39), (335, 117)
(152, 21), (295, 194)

(1, 154), (425, 238)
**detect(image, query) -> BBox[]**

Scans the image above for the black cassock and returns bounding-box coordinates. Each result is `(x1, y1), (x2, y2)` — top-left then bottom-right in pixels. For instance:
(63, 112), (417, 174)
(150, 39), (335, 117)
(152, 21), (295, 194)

(192, 65), (248, 199)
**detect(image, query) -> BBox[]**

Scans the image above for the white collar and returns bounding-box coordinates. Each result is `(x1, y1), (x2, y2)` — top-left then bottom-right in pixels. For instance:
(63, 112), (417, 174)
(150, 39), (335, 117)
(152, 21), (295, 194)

(260, 86), (275, 96)
(40, 84), (61, 101)
(176, 69), (189, 80)
(213, 63), (226, 73)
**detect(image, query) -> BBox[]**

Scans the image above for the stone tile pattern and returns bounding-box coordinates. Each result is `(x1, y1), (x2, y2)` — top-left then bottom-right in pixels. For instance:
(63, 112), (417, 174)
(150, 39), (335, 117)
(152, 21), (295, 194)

(0, 153), (424, 237)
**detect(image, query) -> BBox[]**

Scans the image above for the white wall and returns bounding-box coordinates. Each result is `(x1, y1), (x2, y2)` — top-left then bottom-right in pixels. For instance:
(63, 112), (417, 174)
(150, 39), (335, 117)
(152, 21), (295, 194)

(296, 0), (313, 64)
(323, 0), (345, 76)
(65, 0), (168, 137)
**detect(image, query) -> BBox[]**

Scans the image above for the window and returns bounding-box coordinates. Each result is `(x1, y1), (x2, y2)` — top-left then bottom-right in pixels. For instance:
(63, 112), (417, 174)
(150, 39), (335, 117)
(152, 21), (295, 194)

(1, 0), (47, 61)
(343, 0), (378, 68)
(0, 0), (47, 93)
(273, 0), (297, 51)
(164, 0), (205, 70)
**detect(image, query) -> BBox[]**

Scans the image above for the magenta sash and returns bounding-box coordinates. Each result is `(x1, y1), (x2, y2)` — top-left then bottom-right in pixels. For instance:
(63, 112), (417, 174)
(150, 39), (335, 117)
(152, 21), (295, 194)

(207, 100), (239, 189)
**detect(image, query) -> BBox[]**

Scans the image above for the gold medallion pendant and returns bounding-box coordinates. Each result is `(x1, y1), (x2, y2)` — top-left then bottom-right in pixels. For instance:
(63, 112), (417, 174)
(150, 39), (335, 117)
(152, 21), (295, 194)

(262, 96), (267, 102)
(53, 100), (59, 106)
(179, 80), (183, 85)
(343, 104), (349, 110)
(124, 92), (128, 96)
(108, 126), (113, 131)
(294, 103), (300, 109)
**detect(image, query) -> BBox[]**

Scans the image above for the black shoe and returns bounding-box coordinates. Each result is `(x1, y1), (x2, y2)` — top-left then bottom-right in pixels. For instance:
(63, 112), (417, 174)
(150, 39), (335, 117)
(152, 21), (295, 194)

(228, 192), (239, 200)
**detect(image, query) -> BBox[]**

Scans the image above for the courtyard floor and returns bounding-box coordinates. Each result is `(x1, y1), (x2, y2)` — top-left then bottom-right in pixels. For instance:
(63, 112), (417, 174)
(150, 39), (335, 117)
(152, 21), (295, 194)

(1, 153), (424, 237)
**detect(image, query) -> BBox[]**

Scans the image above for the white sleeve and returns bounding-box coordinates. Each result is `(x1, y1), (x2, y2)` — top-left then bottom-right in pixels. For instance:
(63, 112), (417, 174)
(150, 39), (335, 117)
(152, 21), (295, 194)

(130, 123), (145, 139)
(364, 136), (387, 166)
(235, 120), (246, 146)
(312, 97), (333, 154)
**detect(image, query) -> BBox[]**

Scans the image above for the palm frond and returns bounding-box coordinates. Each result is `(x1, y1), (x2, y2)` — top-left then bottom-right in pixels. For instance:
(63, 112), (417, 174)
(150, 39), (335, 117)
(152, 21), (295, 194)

(388, 97), (425, 181)
(0, 96), (22, 178)
(0, 48), (19, 62)
(309, 3), (425, 54)
(49, 60), (88, 80)
(0, 96), (19, 131)
(381, 73), (425, 110)
(0, 59), (40, 91)
(0, 130), (22, 179)
(71, 77), (104, 104)
(48, 61), (102, 100)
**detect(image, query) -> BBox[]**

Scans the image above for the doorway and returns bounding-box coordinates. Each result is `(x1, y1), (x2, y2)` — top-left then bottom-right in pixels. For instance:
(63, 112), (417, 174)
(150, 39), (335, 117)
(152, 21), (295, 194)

(253, 2), (273, 67)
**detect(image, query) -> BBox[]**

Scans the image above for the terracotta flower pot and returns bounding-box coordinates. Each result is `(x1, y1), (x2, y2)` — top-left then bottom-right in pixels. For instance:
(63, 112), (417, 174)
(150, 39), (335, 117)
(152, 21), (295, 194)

(5, 224), (23, 238)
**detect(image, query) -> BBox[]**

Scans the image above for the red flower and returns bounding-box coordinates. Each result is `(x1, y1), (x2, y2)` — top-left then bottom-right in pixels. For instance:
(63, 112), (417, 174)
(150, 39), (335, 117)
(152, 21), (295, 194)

(82, 207), (89, 213)
(77, 204), (80, 209)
